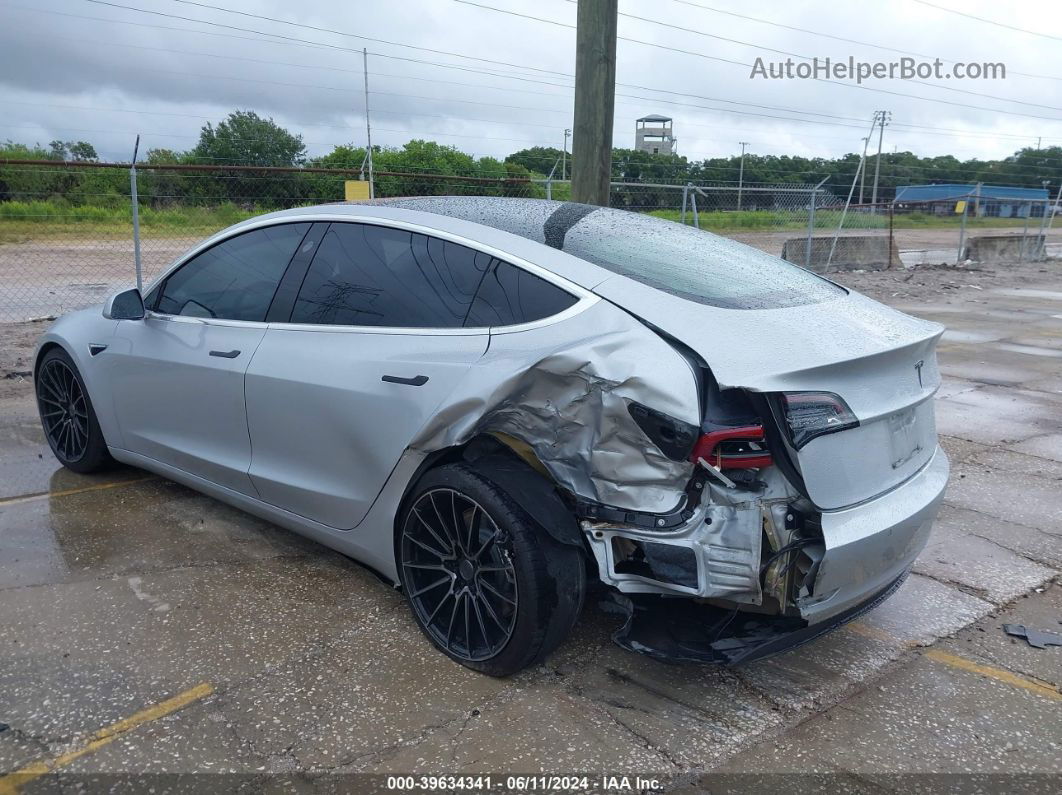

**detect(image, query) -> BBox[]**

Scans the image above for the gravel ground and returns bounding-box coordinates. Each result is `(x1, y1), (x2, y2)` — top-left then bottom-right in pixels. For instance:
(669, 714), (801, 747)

(2, 257), (1059, 787)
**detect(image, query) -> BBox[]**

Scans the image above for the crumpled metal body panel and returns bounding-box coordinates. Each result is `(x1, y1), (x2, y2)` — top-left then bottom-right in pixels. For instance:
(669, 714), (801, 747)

(407, 299), (701, 512)
(584, 467), (797, 602)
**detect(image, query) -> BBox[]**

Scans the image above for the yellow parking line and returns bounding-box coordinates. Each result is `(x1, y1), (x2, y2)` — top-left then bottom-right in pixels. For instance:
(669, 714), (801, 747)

(0, 682), (214, 795)
(844, 621), (898, 644)
(925, 648), (1062, 702)
(0, 476), (156, 508)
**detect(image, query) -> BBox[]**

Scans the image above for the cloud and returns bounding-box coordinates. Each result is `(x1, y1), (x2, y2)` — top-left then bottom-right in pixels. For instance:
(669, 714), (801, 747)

(1, 0), (1059, 167)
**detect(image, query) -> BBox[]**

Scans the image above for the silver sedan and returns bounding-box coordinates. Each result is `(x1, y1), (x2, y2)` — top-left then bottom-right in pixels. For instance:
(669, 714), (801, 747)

(34, 198), (948, 675)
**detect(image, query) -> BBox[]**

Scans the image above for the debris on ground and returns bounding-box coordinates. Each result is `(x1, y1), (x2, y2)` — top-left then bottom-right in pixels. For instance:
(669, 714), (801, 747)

(1002, 623), (1062, 649)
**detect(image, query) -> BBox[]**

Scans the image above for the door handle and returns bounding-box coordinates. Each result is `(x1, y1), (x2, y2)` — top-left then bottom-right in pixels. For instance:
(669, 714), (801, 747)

(209, 349), (241, 359)
(381, 374), (429, 386)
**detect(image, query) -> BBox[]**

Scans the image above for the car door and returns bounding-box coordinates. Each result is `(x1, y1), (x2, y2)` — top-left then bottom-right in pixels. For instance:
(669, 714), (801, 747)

(106, 222), (313, 495)
(244, 221), (492, 529)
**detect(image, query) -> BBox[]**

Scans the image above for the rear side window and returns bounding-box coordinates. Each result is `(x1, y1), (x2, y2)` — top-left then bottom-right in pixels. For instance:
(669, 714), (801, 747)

(466, 261), (577, 327)
(156, 223), (309, 321)
(290, 224), (491, 327)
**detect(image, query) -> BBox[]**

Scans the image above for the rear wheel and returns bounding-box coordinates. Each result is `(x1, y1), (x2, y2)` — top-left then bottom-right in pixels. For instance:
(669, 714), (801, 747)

(36, 348), (113, 473)
(398, 464), (585, 676)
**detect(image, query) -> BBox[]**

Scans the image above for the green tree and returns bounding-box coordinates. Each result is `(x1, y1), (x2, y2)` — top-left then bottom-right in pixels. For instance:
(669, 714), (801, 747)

(505, 146), (564, 176)
(192, 111), (306, 167)
(46, 140), (98, 162)
(67, 141), (98, 162)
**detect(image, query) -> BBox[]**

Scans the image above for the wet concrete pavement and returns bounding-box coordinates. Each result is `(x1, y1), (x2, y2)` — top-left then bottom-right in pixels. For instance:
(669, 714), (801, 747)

(1, 279), (1060, 791)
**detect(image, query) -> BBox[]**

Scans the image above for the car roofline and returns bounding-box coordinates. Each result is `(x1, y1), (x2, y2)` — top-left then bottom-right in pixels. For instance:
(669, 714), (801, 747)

(141, 203), (617, 303)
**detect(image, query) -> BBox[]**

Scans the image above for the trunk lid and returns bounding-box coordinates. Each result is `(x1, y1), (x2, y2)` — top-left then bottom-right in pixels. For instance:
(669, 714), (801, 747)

(593, 276), (944, 510)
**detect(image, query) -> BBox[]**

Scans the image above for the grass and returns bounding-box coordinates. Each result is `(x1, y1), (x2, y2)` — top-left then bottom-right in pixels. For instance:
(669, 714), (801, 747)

(649, 208), (1042, 232)
(0, 201), (260, 243)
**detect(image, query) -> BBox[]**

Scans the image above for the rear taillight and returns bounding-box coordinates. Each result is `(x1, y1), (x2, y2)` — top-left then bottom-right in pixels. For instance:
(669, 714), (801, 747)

(779, 392), (858, 449)
(691, 425), (772, 470)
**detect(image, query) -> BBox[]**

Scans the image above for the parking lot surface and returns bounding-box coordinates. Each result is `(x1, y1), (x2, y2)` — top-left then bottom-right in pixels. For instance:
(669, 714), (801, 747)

(1, 261), (1060, 791)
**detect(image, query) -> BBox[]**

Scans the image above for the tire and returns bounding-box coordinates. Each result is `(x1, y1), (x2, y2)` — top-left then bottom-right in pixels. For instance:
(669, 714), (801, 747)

(398, 463), (585, 676)
(35, 347), (113, 474)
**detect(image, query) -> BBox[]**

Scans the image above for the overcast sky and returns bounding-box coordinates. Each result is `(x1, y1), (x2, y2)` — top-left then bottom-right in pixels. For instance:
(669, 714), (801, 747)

(2, 0), (1061, 174)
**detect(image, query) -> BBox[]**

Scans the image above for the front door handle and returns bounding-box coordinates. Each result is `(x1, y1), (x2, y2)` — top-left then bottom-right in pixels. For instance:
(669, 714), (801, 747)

(381, 374), (429, 386)
(209, 349), (241, 359)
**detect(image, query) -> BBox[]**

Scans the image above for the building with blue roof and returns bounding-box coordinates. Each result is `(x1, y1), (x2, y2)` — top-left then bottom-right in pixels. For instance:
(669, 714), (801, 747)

(893, 183), (1050, 218)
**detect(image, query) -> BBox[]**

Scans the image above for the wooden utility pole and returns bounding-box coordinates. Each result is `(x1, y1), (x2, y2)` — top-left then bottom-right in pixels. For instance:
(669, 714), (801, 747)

(571, 0), (618, 206)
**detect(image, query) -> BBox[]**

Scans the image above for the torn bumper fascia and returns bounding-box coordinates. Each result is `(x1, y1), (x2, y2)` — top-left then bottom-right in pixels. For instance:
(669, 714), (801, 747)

(797, 444), (949, 623)
(608, 447), (948, 664)
(592, 445), (946, 620)
(613, 571), (910, 666)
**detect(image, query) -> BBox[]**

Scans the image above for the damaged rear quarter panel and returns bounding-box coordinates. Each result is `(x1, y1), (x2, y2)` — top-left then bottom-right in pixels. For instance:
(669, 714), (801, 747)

(408, 298), (702, 513)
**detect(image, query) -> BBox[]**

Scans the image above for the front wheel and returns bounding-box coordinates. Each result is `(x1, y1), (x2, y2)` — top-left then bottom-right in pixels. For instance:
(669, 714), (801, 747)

(398, 464), (585, 676)
(36, 347), (113, 473)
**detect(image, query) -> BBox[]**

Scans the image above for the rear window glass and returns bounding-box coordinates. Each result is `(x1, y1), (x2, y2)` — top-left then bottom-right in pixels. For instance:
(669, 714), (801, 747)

(557, 208), (845, 310)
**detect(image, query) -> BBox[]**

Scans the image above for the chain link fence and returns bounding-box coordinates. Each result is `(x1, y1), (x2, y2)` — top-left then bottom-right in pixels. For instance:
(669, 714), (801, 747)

(2, 159), (1059, 322)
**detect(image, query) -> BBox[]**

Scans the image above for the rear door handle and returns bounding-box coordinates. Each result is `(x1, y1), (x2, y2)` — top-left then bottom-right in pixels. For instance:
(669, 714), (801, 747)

(381, 374), (429, 386)
(209, 349), (241, 359)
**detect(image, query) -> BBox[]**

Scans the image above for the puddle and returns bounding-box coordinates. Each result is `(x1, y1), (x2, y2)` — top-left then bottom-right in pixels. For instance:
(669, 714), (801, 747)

(941, 330), (1004, 344)
(994, 289), (1062, 301)
(993, 343), (1062, 359)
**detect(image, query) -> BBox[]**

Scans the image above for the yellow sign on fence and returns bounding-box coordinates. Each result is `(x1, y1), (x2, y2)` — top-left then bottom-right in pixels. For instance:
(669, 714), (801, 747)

(954, 200), (967, 215)
(344, 180), (371, 202)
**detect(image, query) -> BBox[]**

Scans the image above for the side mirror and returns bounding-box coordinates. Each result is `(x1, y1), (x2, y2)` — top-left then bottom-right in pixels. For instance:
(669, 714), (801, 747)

(103, 288), (145, 320)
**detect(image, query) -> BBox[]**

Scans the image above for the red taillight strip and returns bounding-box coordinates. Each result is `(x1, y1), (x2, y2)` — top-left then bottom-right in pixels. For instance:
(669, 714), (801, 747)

(690, 425), (773, 470)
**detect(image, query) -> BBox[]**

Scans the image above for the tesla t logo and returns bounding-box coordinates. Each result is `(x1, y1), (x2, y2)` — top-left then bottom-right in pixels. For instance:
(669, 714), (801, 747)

(914, 359), (925, 388)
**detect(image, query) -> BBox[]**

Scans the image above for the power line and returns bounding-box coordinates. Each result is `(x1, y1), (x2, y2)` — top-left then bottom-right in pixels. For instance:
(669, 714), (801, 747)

(459, 0), (1062, 121)
(6, 2), (1057, 164)
(13, 2), (1055, 146)
(913, 0), (1062, 43)
(81, 0), (571, 78)
(670, 0), (1062, 84)
(612, 4), (1062, 112)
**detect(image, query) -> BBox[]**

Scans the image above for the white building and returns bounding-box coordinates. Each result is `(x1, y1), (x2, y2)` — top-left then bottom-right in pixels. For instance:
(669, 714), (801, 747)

(635, 115), (677, 155)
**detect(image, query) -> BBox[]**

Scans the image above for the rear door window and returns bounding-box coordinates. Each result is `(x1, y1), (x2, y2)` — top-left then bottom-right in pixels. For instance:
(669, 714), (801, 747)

(466, 261), (578, 327)
(290, 223), (492, 327)
(156, 223), (309, 321)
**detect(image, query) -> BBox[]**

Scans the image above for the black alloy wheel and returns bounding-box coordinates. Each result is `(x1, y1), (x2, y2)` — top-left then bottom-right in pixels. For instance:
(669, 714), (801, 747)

(35, 347), (113, 473)
(401, 487), (518, 662)
(37, 356), (90, 464)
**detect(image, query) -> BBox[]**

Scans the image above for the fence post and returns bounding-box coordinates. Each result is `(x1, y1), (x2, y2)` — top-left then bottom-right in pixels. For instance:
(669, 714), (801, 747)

(1035, 195), (1051, 262)
(690, 187), (699, 229)
(1019, 201), (1031, 262)
(545, 176), (552, 201)
(956, 194), (970, 264)
(681, 182), (689, 225)
(888, 202), (895, 268)
(806, 177), (827, 269)
(1044, 184), (1062, 242)
(129, 136), (143, 292)
(805, 186), (818, 268)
